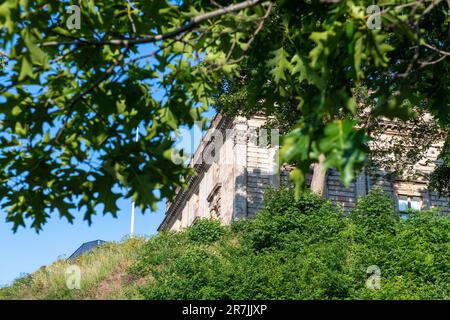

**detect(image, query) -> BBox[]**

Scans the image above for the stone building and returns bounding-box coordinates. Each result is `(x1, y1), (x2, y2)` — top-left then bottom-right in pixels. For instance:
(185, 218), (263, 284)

(158, 113), (449, 231)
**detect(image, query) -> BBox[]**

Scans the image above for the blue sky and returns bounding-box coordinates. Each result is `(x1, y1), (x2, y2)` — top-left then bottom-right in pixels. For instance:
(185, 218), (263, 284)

(0, 39), (213, 286)
(0, 198), (165, 286)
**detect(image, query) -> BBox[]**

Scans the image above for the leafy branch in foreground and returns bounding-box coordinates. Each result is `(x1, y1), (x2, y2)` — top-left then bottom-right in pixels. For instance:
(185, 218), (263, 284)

(0, 0), (270, 231)
(0, 0), (449, 231)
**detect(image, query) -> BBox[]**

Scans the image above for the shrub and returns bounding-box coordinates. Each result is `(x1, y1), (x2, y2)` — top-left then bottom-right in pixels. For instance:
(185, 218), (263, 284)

(247, 188), (345, 251)
(130, 231), (189, 277)
(186, 218), (226, 244)
(3, 188), (448, 300)
(133, 188), (449, 300)
(348, 188), (398, 237)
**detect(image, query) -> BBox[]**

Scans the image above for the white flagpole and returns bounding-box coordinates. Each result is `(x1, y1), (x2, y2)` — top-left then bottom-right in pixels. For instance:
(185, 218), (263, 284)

(130, 127), (139, 238)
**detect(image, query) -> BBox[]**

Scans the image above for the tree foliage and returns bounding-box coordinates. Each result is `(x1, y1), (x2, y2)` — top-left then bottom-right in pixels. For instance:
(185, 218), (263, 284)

(430, 140), (450, 198)
(0, 0), (449, 230)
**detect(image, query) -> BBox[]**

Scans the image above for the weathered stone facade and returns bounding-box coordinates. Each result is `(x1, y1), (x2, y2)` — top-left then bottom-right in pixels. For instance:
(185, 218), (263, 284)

(158, 113), (449, 231)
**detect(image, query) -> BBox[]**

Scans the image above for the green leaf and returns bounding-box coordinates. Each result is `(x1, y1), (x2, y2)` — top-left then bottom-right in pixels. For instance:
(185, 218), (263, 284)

(14, 122), (27, 135)
(267, 47), (291, 83)
(18, 56), (34, 81)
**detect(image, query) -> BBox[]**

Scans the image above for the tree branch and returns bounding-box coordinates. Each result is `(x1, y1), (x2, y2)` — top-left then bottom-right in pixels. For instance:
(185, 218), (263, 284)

(55, 48), (130, 144)
(39, 0), (268, 48)
(212, 1), (273, 69)
(422, 43), (450, 56)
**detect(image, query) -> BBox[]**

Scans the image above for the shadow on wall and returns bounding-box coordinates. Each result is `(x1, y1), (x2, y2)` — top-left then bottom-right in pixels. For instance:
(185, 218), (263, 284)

(234, 167), (450, 219)
(233, 168), (282, 220)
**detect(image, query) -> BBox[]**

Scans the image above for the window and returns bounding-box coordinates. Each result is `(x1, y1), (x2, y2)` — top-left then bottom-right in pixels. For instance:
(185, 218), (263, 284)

(398, 195), (422, 218)
(207, 184), (222, 219)
(189, 187), (199, 224)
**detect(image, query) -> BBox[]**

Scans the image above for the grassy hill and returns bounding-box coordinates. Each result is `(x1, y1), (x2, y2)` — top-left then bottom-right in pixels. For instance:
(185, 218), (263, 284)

(1, 188), (449, 300)
(0, 238), (145, 299)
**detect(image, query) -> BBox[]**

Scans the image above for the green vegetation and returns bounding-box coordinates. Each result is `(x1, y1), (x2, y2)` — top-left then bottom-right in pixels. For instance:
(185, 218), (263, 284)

(1, 189), (449, 300)
(1, 1), (449, 230)
(0, 238), (145, 299)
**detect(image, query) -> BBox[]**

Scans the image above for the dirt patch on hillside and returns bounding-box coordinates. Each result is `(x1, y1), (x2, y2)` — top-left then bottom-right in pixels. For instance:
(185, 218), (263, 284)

(87, 260), (132, 299)
(87, 260), (154, 299)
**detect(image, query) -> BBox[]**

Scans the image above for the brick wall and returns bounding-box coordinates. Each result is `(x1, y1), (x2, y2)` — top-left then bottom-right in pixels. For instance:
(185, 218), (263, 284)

(326, 169), (357, 211)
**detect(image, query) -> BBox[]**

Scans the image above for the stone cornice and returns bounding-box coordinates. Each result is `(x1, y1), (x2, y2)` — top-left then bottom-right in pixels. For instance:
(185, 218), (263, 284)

(158, 112), (234, 231)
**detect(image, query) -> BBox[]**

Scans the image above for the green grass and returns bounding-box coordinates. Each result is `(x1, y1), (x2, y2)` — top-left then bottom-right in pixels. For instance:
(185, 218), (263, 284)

(0, 238), (146, 300)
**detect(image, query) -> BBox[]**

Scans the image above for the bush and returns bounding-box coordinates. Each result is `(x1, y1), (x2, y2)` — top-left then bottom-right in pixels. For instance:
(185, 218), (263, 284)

(3, 188), (448, 300)
(247, 188), (345, 251)
(348, 188), (399, 238)
(186, 218), (226, 244)
(133, 188), (449, 300)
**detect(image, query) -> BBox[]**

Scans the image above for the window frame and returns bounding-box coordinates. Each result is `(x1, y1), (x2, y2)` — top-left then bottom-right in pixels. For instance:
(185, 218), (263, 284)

(397, 194), (422, 218)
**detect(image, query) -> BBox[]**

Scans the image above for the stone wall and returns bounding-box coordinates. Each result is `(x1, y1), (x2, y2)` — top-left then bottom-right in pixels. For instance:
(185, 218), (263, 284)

(245, 116), (278, 217)
(159, 114), (449, 231)
(326, 169), (357, 211)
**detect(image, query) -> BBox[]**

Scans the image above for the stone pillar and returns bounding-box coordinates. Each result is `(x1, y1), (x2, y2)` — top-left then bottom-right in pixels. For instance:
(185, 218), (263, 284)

(268, 128), (280, 188)
(233, 117), (248, 219)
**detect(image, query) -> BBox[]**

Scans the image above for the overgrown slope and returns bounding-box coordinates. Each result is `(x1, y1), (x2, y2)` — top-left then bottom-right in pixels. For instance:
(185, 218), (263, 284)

(0, 238), (145, 299)
(1, 189), (449, 300)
